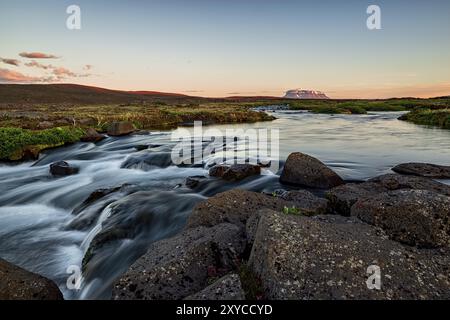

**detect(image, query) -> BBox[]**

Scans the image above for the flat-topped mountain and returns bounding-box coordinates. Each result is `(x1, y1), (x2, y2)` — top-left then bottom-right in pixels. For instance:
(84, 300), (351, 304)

(284, 89), (330, 99)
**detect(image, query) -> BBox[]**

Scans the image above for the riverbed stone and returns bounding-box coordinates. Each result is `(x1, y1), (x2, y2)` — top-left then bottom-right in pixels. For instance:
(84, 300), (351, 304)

(275, 189), (329, 216)
(81, 128), (106, 143)
(112, 223), (245, 300)
(279, 152), (344, 189)
(185, 274), (245, 300)
(368, 173), (450, 196)
(351, 189), (450, 248)
(107, 121), (135, 136)
(248, 210), (450, 300)
(49, 161), (79, 176)
(392, 163), (450, 179)
(221, 164), (261, 181)
(0, 259), (63, 300)
(209, 165), (230, 178)
(186, 189), (293, 229)
(326, 182), (388, 216)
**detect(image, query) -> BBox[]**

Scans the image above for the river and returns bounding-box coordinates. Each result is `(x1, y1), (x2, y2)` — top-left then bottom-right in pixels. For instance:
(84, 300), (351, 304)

(1, 110), (449, 299)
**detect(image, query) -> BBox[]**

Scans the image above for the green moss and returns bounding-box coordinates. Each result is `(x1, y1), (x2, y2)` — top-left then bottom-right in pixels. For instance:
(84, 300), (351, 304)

(0, 127), (84, 161)
(282, 206), (303, 216)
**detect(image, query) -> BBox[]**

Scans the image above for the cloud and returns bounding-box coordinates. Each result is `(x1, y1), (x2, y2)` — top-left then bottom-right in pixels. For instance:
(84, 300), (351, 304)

(25, 60), (53, 69)
(0, 58), (20, 66)
(25, 61), (92, 80)
(19, 52), (59, 59)
(0, 68), (41, 82)
(52, 67), (77, 78)
(84, 64), (93, 70)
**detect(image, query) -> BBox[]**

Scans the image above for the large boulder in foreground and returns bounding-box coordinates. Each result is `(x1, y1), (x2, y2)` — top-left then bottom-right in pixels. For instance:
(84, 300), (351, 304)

(187, 189), (328, 229)
(112, 223), (245, 300)
(352, 189), (450, 248)
(280, 152), (344, 189)
(185, 274), (245, 300)
(327, 174), (450, 216)
(248, 211), (450, 300)
(0, 259), (63, 300)
(107, 121), (135, 136)
(392, 163), (450, 179)
(49, 161), (79, 176)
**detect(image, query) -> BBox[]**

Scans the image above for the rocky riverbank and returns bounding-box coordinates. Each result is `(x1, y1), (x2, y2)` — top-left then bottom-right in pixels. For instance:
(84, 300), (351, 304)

(1, 149), (449, 300)
(110, 153), (450, 300)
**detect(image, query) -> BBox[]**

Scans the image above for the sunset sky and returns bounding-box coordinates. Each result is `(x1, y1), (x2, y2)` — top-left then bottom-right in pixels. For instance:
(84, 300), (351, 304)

(1, 0), (450, 98)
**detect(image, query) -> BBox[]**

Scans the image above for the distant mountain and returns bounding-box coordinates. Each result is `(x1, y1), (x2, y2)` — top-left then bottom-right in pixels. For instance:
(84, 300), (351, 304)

(284, 89), (329, 99)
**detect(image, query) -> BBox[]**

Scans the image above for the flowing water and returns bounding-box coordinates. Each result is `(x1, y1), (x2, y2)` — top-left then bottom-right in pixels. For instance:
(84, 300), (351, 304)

(1, 111), (449, 299)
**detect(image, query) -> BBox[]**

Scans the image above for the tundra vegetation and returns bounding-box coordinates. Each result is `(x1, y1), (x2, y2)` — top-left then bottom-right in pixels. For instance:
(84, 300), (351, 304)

(0, 83), (449, 161)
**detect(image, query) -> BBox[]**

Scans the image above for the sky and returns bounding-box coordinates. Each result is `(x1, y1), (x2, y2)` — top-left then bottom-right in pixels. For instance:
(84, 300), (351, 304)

(1, 0), (450, 98)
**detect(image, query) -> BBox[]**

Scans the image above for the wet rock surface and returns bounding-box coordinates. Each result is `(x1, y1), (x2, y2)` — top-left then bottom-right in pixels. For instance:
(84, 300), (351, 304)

(49, 161), (79, 176)
(185, 274), (245, 300)
(280, 152), (344, 188)
(0, 259), (63, 300)
(352, 189), (450, 248)
(392, 162), (450, 179)
(112, 223), (245, 300)
(121, 151), (173, 170)
(81, 128), (106, 143)
(248, 210), (450, 300)
(209, 164), (261, 181)
(107, 121), (135, 136)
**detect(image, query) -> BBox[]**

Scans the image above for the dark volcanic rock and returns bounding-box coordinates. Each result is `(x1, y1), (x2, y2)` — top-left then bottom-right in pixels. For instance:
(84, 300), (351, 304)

(121, 152), (173, 170)
(248, 210), (450, 300)
(221, 164), (261, 181)
(185, 274), (245, 300)
(49, 161), (79, 176)
(186, 189), (293, 229)
(112, 223), (245, 300)
(392, 163), (450, 179)
(351, 189), (450, 248)
(185, 176), (207, 189)
(107, 121), (135, 136)
(275, 189), (329, 216)
(327, 174), (450, 216)
(209, 165), (230, 178)
(0, 259), (63, 300)
(279, 152), (344, 189)
(369, 173), (450, 196)
(326, 182), (388, 216)
(81, 128), (106, 143)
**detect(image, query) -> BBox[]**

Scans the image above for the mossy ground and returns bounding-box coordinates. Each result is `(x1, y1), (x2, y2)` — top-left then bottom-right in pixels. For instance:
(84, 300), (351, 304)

(0, 102), (275, 161)
(0, 127), (84, 161)
(399, 108), (450, 129)
(286, 98), (450, 114)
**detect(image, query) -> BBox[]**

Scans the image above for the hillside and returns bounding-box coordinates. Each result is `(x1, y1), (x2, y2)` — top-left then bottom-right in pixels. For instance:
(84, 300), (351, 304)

(0, 84), (203, 104)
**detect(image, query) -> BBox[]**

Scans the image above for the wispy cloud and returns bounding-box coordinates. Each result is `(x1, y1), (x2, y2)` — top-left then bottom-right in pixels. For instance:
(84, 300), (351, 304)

(25, 60), (92, 80)
(19, 52), (59, 59)
(25, 60), (53, 69)
(0, 58), (21, 66)
(0, 68), (41, 82)
(83, 64), (93, 70)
